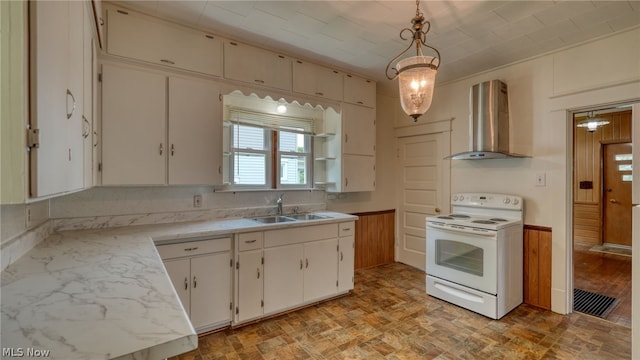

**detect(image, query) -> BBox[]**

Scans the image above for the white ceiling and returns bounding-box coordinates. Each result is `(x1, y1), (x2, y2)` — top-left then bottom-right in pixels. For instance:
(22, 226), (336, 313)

(114, 1), (640, 84)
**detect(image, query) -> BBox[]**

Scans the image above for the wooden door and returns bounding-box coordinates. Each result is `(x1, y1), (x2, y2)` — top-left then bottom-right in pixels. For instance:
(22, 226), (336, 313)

(396, 133), (449, 270)
(603, 143), (633, 246)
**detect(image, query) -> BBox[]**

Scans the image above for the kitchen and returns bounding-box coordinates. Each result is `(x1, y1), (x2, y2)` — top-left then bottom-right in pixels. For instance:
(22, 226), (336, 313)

(1, 1), (639, 359)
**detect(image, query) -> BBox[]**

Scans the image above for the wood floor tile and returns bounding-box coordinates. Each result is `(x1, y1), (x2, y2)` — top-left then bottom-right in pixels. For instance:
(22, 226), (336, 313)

(173, 263), (631, 360)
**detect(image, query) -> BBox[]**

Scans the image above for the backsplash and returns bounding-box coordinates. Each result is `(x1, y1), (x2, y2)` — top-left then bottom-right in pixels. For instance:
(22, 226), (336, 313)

(50, 187), (327, 231)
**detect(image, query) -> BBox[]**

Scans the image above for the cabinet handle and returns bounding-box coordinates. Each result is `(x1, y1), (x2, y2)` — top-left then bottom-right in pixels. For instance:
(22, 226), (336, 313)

(184, 277), (188, 290)
(315, 92), (324, 96)
(82, 116), (90, 138)
(340, 252), (343, 261)
(343, 228), (351, 231)
(305, 258), (309, 269)
(257, 268), (260, 279)
(93, 130), (98, 147)
(183, 247), (199, 252)
(66, 89), (76, 119)
(171, 144), (175, 156)
(193, 276), (197, 288)
(160, 59), (175, 65)
(300, 259), (303, 270)
(357, 101), (364, 105)
(345, 177), (348, 187)
(159, 143), (163, 155)
(218, 166), (222, 174)
(254, 79), (265, 84)
(245, 239), (257, 244)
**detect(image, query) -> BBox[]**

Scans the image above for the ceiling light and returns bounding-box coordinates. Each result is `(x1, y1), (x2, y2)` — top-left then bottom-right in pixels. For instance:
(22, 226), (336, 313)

(577, 112), (609, 132)
(276, 100), (287, 114)
(385, 0), (441, 122)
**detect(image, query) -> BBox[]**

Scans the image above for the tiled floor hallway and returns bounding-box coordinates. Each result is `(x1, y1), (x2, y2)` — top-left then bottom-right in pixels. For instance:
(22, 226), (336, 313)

(174, 263), (631, 360)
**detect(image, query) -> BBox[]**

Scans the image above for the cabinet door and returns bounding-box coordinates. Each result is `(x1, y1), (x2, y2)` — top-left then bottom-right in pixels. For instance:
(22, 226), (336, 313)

(101, 64), (167, 185)
(106, 8), (222, 76)
(82, 2), (96, 189)
(190, 252), (231, 330)
(224, 41), (291, 91)
(338, 236), (355, 292)
(263, 244), (303, 314)
(342, 104), (375, 156)
(303, 239), (338, 302)
(236, 250), (264, 322)
(292, 60), (343, 101)
(168, 77), (222, 185)
(163, 258), (191, 315)
(343, 155), (375, 192)
(29, 1), (84, 197)
(344, 74), (376, 108)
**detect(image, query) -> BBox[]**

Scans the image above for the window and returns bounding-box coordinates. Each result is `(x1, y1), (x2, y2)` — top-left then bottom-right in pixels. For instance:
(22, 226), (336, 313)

(227, 108), (313, 189)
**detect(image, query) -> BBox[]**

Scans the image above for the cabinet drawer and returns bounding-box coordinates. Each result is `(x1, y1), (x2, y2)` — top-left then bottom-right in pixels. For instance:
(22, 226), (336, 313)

(238, 232), (263, 251)
(157, 237), (231, 260)
(339, 222), (355, 237)
(264, 223), (338, 248)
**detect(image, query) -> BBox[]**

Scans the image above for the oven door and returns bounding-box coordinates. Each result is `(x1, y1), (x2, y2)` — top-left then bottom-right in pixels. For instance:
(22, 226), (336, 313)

(426, 223), (497, 294)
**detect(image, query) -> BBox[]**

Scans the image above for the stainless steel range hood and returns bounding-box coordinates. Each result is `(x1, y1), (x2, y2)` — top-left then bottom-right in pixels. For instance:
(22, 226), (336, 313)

(448, 80), (528, 160)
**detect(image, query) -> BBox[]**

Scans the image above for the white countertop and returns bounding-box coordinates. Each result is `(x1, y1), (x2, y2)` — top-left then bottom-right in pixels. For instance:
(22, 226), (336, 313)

(1, 212), (356, 359)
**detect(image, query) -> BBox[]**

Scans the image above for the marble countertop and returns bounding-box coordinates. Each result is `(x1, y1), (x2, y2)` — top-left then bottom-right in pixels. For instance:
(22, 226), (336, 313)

(1, 212), (356, 359)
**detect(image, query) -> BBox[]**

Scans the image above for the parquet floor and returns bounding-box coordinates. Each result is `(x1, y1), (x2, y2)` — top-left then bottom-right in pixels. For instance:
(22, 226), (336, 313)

(573, 242), (632, 327)
(174, 263), (631, 360)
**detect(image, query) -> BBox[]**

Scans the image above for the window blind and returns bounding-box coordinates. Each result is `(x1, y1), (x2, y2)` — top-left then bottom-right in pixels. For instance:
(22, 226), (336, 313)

(227, 107), (315, 135)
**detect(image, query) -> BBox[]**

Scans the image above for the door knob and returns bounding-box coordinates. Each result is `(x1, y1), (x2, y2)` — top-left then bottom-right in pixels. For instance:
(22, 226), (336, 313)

(435, 208), (441, 213)
(609, 199), (617, 203)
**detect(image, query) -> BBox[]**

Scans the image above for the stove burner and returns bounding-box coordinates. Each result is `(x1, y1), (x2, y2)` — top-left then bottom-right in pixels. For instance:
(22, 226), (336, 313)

(472, 220), (497, 224)
(449, 214), (471, 219)
(437, 216), (454, 220)
(490, 218), (508, 222)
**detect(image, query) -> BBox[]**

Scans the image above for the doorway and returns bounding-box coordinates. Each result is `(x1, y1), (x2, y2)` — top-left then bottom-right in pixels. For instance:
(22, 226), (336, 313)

(572, 107), (633, 327)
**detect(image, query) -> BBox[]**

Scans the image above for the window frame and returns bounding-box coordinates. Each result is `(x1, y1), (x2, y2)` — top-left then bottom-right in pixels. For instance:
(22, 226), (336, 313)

(276, 130), (312, 189)
(229, 123), (273, 189)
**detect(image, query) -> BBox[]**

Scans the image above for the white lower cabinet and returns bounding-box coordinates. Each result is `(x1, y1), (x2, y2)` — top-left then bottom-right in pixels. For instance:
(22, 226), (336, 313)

(157, 237), (232, 333)
(233, 221), (355, 326)
(338, 223), (355, 292)
(234, 232), (264, 323)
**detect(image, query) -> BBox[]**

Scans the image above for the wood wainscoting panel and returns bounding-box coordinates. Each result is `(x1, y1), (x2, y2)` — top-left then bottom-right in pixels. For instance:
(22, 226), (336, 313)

(573, 203), (601, 244)
(353, 210), (395, 270)
(523, 225), (552, 310)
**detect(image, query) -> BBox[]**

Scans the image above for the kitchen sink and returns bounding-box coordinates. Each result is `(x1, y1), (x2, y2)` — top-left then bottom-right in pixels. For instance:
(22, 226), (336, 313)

(287, 213), (330, 221)
(251, 215), (297, 224)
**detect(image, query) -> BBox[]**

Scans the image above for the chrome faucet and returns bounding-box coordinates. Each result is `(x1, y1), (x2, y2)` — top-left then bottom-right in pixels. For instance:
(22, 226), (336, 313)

(276, 193), (284, 215)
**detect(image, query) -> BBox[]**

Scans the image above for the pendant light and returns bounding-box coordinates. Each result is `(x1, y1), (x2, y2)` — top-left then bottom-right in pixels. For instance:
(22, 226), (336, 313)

(577, 111), (609, 132)
(385, 0), (441, 122)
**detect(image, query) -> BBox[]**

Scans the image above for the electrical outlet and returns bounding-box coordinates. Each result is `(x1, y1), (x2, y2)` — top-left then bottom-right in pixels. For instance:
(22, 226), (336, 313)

(193, 195), (202, 208)
(535, 173), (546, 187)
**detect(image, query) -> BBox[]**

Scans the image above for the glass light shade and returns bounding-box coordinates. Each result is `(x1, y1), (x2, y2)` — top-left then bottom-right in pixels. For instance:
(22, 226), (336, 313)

(397, 56), (438, 121)
(577, 117), (609, 132)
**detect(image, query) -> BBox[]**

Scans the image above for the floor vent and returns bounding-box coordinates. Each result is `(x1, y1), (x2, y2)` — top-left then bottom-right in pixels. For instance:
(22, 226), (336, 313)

(573, 288), (618, 318)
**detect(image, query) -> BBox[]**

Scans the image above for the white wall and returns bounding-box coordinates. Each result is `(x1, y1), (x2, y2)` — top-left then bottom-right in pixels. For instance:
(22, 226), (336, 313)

(393, 27), (640, 316)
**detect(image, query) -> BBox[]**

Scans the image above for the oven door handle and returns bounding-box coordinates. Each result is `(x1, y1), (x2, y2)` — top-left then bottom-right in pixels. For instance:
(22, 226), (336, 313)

(427, 223), (495, 236)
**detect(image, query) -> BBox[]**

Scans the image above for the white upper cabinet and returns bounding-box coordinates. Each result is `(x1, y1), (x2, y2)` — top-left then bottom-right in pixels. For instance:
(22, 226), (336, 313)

(29, 1), (88, 198)
(292, 60), (343, 101)
(223, 41), (291, 91)
(102, 64), (224, 186)
(342, 103), (375, 156)
(343, 74), (376, 108)
(101, 64), (167, 185)
(168, 76), (222, 185)
(106, 8), (223, 77)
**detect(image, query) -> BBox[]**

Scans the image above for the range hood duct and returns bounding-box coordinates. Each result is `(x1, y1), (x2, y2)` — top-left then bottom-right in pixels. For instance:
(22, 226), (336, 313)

(448, 80), (527, 160)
